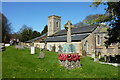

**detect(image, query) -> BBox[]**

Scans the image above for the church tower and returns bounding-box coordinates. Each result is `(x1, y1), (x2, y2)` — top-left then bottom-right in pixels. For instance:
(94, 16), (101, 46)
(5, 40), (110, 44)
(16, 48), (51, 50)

(48, 15), (61, 36)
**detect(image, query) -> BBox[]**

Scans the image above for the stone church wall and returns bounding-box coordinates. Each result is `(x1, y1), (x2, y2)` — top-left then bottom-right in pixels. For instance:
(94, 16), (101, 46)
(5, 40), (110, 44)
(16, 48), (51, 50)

(81, 26), (100, 55)
(34, 42), (45, 49)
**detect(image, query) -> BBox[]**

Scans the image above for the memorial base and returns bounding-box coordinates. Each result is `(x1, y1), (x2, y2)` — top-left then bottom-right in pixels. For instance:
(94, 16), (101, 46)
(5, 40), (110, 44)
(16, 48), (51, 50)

(59, 60), (81, 69)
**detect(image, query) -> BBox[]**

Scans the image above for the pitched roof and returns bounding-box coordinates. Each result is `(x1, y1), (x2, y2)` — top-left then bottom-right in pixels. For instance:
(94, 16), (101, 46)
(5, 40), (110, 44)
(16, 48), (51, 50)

(49, 24), (98, 37)
(26, 33), (47, 43)
(44, 34), (89, 42)
(26, 24), (98, 43)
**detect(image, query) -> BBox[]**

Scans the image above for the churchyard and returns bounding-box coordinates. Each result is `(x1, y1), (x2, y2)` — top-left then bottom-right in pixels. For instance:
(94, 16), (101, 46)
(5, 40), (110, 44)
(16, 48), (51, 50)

(2, 46), (119, 78)
(1, 20), (120, 79)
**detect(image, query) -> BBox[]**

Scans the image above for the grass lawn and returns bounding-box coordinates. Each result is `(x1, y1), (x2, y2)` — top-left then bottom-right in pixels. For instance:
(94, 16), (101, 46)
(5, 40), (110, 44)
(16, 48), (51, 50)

(2, 46), (119, 78)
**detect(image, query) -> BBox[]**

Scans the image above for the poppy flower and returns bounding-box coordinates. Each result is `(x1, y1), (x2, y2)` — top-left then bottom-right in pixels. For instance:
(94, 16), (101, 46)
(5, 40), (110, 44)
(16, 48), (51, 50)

(76, 54), (80, 61)
(72, 54), (77, 61)
(67, 54), (72, 61)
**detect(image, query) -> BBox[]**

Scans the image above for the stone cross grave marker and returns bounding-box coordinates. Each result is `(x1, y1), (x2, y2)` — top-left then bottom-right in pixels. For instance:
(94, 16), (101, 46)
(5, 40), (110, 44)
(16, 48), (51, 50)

(64, 20), (74, 43)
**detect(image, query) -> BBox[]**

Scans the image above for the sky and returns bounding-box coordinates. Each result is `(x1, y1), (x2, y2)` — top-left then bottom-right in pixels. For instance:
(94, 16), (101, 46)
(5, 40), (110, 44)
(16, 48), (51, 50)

(2, 2), (107, 33)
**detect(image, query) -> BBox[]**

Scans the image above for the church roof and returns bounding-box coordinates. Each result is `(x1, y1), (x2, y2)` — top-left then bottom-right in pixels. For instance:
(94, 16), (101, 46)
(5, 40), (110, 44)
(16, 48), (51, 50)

(44, 34), (89, 42)
(26, 24), (98, 43)
(26, 33), (47, 43)
(49, 24), (98, 37)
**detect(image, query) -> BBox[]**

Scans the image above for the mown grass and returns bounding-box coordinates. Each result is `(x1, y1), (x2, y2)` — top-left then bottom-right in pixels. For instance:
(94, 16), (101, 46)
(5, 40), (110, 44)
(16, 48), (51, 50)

(2, 46), (119, 78)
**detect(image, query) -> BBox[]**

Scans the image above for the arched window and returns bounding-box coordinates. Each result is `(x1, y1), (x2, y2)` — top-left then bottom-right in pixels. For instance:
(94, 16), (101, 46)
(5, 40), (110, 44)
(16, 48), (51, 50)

(85, 41), (89, 53)
(56, 22), (59, 27)
(97, 35), (101, 45)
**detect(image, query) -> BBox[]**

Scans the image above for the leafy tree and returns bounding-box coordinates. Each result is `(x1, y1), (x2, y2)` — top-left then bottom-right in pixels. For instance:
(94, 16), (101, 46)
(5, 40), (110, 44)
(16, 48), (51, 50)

(18, 25), (41, 42)
(32, 31), (41, 39)
(83, 14), (112, 24)
(10, 32), (20, 40)
(90, 1), (120, 46)
(41, 25), (48, 35)
(1, 13), (12, 43)
(19, 25), (33, 42)
(74, 14), (111, 27)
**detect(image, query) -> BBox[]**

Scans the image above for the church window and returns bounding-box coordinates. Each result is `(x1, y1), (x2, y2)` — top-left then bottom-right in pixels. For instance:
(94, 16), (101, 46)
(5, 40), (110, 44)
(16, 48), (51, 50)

(50, 22), (52, 27)
(85, 41), (89, 53)
(97, 35), (101, 45)
(56, 22), (59, 27)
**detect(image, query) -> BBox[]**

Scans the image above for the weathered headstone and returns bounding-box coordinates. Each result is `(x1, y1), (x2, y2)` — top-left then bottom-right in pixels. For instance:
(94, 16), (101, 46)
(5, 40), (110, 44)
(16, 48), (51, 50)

(15, 45), (24, 49)
(92, 53), (95, 58)
(104, 55), (107, 62)
(94, 57), (99, 62)
(58, 45), (63, 53)
(38, 52), (45, 58)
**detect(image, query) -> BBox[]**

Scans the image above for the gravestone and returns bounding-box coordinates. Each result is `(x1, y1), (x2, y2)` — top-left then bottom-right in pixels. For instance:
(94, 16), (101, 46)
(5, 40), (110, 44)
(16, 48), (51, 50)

(58, 45), (63, 53)
(104, 55), (107, 62)
(38, 52), (45, 58)
(15, 45), (24, 49)
(94, 52), (100, 62)
(31, 47), (35, 54)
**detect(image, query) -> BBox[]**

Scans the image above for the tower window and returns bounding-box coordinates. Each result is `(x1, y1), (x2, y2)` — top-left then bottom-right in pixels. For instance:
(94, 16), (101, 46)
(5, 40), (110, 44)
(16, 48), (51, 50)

(50, 22), (52, 27)
(56, 22), (59, 27)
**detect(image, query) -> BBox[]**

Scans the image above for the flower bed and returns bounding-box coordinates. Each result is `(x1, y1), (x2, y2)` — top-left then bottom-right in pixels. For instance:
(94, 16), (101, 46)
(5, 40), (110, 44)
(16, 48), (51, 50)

(58, 53), (80, 62)
(58, 53), (81, 69)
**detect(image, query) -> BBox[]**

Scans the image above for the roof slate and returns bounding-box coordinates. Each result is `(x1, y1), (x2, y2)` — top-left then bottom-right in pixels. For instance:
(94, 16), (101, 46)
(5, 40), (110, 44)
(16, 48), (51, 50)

(49, 24), (98, 37)
(26, 33), (47, 43)
(44, 34), (89, 42)
(26, 24), (98, 43)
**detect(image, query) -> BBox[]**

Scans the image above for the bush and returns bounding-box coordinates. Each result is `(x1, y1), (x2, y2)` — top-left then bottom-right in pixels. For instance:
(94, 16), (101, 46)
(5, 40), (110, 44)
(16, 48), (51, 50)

(99, 57), (105, 62)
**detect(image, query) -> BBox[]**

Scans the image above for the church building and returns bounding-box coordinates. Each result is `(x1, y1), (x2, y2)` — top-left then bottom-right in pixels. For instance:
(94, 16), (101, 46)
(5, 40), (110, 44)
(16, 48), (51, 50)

(26, 15), (119, 56)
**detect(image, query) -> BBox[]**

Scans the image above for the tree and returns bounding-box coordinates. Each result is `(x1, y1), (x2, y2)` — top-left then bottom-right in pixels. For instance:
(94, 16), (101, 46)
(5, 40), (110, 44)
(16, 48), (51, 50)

(10, 32), (20, 40)
(18, 25), (41, 42)
(90, 1), (120, 46)
(74, 14), (111, 27)
(83, 14), (111, 25)
(1, 13), (12, 43)
(41, 25), (48, 35)
(32, 31), (41, 39)
(19, 25), (33, 42)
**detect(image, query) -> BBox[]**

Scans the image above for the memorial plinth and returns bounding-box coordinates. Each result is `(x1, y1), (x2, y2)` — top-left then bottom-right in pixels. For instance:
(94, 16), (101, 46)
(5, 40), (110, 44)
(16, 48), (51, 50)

(58, 20), (81, 69)
(62, 43), (76, 53)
